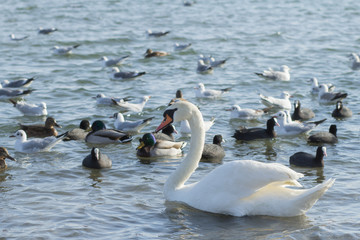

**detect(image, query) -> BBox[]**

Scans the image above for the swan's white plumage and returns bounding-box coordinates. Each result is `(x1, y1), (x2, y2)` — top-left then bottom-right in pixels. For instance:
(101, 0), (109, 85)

(159, 100), (334, 217)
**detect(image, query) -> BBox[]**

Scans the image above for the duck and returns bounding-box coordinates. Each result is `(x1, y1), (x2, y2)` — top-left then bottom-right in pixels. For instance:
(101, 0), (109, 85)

(0, 147), (16, 170)
(290, 146), (326, 168)
(1, 77), (34, 88)
(168, 89), (187, 105)
(232, 117), (279, 141)
(332, 101), (352, 118)
(154, 100), (334, 217)
(136, 133), (185, 158)
(19, 117), (61, 138)
(64, 120), (91, 141)
(99, 55), (129, 67)
(318, 84), (347, 104)
(10, 130), (67, 153)
(194, 83), (231, 99)
(152, 124), (177, 141)
(308, 77), (335, 95)
(255, 65), (291, 81)
(9, 99), (47, 116)
(260, 91), (292, 110)
(226, 104), (267, 120)
(144, 49), (169, 58)
(291, 100), (315, 121)
(307, 125), (338, 144)
(82, 147), (112, 169)
(85, 120), (132, 144)
(201, 135), (225, 163)
(111, 112), (153, 133)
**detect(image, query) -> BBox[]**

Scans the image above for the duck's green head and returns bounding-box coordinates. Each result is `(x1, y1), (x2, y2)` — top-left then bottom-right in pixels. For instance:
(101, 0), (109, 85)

(136, 133), (156, 150)
(91, 120), (106, 132)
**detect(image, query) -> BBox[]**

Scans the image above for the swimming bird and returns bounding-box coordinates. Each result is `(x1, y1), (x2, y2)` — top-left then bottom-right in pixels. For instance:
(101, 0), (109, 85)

(0, 88), (33, 99)
(273, 111), (326, 136)
(51, 44), (80, 55)
(168, 89), (187, 106)
(307, 125), (338, 144)
(19, 117), (61, 138)
(1, 77), (34, 88)
(174, 43), (192, 51)
(332, 101), (352, 118)
(9, 34), (29, 41)
(308, 77), (335, 95)
(291, 100), (315, 121)
(180, 117), (215, 134)
(93, 93), (132, 106)
(198, 54), (212, 64)
(349, 53), (360, 70)
(64, 120), (91, 141)
(109, 67), (146, 80)
(260, 91), (292, 110)
(99, 55), (130, 67)
(111, 95), (151, 113)
(255, 65), (291, 81)
(144, 49), (169, 58)
(226, 104), (268, 120)
(136, 133), (185, 158)
(85, 120), (132, 144)
(152, 124), (177, 141)
(194, 83), (231, 98)
(290, 146), (326, 168)
(146, 29), (170, 37)
(111, 112), (153, 133)
(318, 84), (347, 104)
(196, 60), (213, 74)
(209, 57), (228, 68)
(232, 117), (279, 141)
(82, 147), (112, 169)
(155, 100), (334, 217)
(9, 99), (47, 116)
(38, 27), (58, 34)
(201, 135), (225, 163)
(0, 147), (16, 170)
(10, 130), (67, 153)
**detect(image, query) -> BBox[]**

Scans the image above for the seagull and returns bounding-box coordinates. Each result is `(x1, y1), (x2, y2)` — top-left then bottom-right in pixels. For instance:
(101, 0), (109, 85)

(0, 88), (33, 99)
(308, 77), (335, 95)
(226, 105), (268, 119)
(255, 65), (291, 81)
(99, 55), (130, 67)
(109, 67), (146, 80)
(291, 100), (315, 121)
(111, 112), (153, 133)
(38, 27), (58, 34)
(51, 44), (80, 55)
(1, 77), (35, 88)
(93, 93), (132, 105)
(194, 83), (231, 98)
(198, 54), (212, 64)
(273, 111), (326, 136)
(174, 43), (192, 51)
(144, 49), (169, 58)
(349, 53), (360, 70)
(196, 60), (213, 74)
(82, 147), (112, 169)
(9, 99), (47, 116)
(210, 57), (229, 68)
(10, 130), (67, 153)
(260, 91), (292, 110)
(112, 96), (151, 113)
(180, 117), (215, 134)
(146, 29), (170, 37)
(9, 34), (29, 41)
(318, 84), (347, 104)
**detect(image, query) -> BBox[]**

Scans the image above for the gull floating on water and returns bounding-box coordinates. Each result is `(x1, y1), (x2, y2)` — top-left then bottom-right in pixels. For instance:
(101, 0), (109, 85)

(196, 60), (213, 74)
(111, 112), (153, 133)
(109, 67), (146, 80)
(10, 130), (67, 153)
(146, 29), (170, 37)
(93, 93), (132, 105)
(38, 27), (58, 34)
(308, 77), (335, 95)
(260, 91), (292, 110)
(112, 95), (151, 113)
(0, 88), (33, 99)
(318, 84), (347, 104)
(180, 117), (215, 134)
(174, 43), (192, 51)
(226, 104), (268, 120)
(195, 83), (231, 99)
(9, 34), (29, 41)
(10, 99), (47, 116)
(198, 54), (212, 64)
(210, 57), (229, 68)
(255, 65), (291, 81)
(99, 55), (129, 67)
(349, 53), (360, 70)
(51, 44), (80, 55)
(1, 77), (34, 88)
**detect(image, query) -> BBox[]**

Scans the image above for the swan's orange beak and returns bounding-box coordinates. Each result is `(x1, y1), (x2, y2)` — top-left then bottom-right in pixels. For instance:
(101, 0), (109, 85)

(155, 114), (173, 133)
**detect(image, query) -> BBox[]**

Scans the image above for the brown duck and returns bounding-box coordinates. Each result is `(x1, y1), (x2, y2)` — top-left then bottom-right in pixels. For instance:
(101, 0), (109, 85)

(0, 147), (16, 170)
(19, 117), (61, 138)
(144, 48), (169, 58)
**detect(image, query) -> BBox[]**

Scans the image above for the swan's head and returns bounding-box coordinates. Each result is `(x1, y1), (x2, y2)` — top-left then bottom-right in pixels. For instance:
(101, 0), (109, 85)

(10, 130), (27, 141)
(155, 100), (194, 132)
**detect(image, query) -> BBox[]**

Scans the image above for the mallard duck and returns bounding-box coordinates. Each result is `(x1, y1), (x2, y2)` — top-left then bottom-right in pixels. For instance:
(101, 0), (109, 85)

(19, 117), (61, 138)
(136, 133), (185, 158)
(82, 147), (112, 169)
(144, 49), (169, 58)
(64, 120), (91, 141)
(0, 147), (16, 170)
(85, 120), (132, 144)
(152, 124), (177, 141)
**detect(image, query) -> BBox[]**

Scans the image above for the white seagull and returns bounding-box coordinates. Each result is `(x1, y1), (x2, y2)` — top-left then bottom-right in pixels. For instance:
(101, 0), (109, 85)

(349, 53), (360, 70)
(210, 57), (229, 68)
(198, 54), (212, 64)
(51, 44), (80, 55)
(146, 29), (170, 37)
(10, 130), (67, 153)
(99, 55), (130, 67)
(112, 96), (151, 113)
(318, 84), (348, 104)
(9, 100), (47, 116)
(0, 88), (33, 99)
(1, 77), (34, 88)
(194, 83), (231, 99)
(174, 43), (192, 51)
(38, 27), (58, 34)
(109, 67), (146, 80)
(196, 60), (213, 74)
(308, 77), (335, 95)
(255, 65), (291, 81)
(226, 105), (267, 120)
(111, 112), (154, 133)
(260, 91), (292, 110)
(9, 34), (29, 41)
(93, 93), (132, 105)
(180, 117), (215, 134)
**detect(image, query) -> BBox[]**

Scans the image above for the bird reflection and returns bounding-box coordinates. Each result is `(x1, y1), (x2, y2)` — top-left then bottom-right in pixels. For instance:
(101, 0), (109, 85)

(88, 169), (103, 188)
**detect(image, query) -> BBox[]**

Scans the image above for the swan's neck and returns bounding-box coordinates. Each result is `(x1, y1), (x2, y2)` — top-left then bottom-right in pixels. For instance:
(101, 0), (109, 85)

(164, 109), (205, 195)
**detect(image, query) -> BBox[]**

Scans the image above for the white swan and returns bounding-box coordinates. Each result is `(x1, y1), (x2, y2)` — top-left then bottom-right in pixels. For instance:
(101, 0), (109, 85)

(155, 100), (334, 217)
